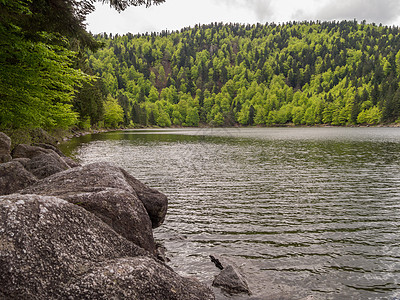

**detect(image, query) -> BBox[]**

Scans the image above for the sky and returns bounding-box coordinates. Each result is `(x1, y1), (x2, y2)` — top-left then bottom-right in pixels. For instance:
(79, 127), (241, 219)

(86, 0), (400, 35)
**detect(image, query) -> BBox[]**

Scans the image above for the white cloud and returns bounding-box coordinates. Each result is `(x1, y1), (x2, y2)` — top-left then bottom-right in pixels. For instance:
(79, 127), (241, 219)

(305, 0), (400, 24)
(86, 0), (400, 34)
(217, 0), (274, 21)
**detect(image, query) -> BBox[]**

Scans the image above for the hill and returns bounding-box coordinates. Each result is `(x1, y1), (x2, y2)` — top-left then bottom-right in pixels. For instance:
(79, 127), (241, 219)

(87, 20), (400, 127)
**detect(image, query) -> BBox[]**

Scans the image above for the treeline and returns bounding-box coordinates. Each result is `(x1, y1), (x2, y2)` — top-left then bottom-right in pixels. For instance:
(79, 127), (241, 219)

(88, 20), (400, 127)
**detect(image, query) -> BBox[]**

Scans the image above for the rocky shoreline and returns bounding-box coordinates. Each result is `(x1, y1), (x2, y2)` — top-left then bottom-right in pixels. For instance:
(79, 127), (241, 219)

(0, 132), (214, 299)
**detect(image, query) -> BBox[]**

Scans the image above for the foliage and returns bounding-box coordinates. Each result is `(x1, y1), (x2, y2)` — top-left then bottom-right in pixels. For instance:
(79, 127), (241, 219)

(89, 20), (400, 126)
(0, 0), (92, 129)
(103, 95), (124, 127)
(0, 0), (163, 130)
(99, 0), (165, 11)
(0, 0), (94, 129)
(73, 78), (108, 127)
(357, 106), (382, 124)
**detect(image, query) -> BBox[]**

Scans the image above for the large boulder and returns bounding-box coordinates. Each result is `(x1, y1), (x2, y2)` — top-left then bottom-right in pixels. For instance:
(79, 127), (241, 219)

(0, 194), (147, 299)
(0, 161), (38, 195)
(0, 194), (214, 300)
(11, 157), (30, 168)
(120, 168), (168, 228)
(12, 144), (76, 179)
(65, 257), (214, 300)
(11, 143), (76, 180)
(0, 132), (12, 163)
(61, 188), (155, 253)
(21, 162), (168, 252)
(25, 152), (70, 179)
(33, 143), (80, 168)
(33, 142), (65, 157)
(23, 162), (168, 228)
(12, 143), (51, 159)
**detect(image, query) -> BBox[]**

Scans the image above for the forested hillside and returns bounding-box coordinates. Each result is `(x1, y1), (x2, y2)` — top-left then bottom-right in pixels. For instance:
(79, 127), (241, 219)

(88, 21), (400, 127)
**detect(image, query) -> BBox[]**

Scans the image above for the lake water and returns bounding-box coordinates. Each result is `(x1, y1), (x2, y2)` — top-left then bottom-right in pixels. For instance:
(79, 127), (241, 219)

(60, 127), (400, 300)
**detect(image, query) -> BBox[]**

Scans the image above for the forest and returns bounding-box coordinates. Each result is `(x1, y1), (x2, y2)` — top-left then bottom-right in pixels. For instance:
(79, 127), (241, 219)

(2, 0), (400, 130)
(88, 21), (400, 127)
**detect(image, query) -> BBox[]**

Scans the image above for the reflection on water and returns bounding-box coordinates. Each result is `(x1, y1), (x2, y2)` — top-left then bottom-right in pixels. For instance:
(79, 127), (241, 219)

(60, 128), (400, 299)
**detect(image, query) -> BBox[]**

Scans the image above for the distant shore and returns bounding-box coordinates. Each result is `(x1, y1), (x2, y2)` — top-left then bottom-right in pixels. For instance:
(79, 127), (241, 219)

(5, 123), (400, 148)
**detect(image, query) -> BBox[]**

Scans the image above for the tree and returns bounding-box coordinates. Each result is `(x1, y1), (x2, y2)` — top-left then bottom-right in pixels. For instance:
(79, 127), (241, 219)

(88, 0), (165, 13)
(292, 106), (305, 125)
(0, 0), (90, 129)
(13, 0), (100, 51)
(0, 0), (165, 130)
(156, 109), (171, 127)
(212, 112), (224, 126)
(185, 107), (200, 127)
(248, 105), (255, 125)
(103, 95), (124, 127)
(117, 93), (131, 125)
(357, 106), (382, 124)
(74, 78), (107, 127)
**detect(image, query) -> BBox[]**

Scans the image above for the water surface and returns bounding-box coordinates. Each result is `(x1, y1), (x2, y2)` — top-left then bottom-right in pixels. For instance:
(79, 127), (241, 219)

(61, 127), (400, 299)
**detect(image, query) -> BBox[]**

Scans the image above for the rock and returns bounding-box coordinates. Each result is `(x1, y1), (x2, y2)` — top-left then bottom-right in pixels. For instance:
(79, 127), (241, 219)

(0, 194), (147, 299)
(2, 139), (72, 182)
(12, 143), (77, 169)
(11, 157), (30, 168)
(121, 168), (168, 228)
(155, 242), (170, 263)
(0, 132), (12, 163)
(33, 143), (64, 157)
(62, 188), (155, 253)
(62, 156), (81, 168)
(25, 152), (70, 179)
(212, 264), (251, 295)
(0, 161), (38, 195)
(210, 256), (251, 295)
(33, 143), (80, 168)
(0, 132), (11, 150)
(65, 257), (214, 300)
(12, 143), (50, 159)
(23, 162), (168, 229)
(28, 127), (58, 145)
(0, 194), (214, 300)
(0, 135), (213, 299)
(21, 162), (168, 252)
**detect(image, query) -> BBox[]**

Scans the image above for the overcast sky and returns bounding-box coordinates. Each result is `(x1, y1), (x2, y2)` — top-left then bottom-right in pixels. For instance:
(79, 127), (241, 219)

(86, 0), (400, 35)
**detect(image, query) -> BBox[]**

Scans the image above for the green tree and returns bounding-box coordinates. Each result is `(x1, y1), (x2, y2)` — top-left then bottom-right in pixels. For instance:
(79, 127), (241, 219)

(0, 0), (90, 129)
(357, 106), (382, 124)
(185, 107), (200, 126)
(156, 109), (171, 127)
(103, 95), (124, 128)
(74, 78), (107, 128)
(0, 0), (165, 130)
(292, 106), (305, 125)
(212, 112), (224, 126)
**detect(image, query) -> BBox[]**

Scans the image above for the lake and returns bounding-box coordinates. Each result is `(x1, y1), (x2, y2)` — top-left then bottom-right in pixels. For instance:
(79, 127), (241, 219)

(60, 127), (400, 300)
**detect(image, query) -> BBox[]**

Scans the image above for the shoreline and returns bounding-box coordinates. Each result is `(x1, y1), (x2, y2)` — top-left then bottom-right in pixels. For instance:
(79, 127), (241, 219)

(4, 123), (399, 148)
(66, 122), (400, 136)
